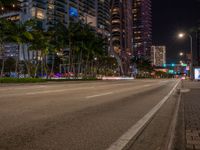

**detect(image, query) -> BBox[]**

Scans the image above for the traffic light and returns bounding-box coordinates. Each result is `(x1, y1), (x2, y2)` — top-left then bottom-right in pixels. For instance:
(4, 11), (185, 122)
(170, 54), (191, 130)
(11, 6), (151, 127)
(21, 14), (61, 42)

(181, 63), (187, 67)
(168, 70), (174, 74)
(171, 64), (175, 67)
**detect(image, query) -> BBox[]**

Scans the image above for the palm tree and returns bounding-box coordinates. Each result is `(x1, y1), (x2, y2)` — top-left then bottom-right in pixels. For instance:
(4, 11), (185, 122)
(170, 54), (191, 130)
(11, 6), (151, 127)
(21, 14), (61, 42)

(68, 22), (105, 77)
(0, 18), (14, 77)
(10, 20), (34, 77)
(47, 22), (69, 75)
(29, 28), (53, 78)
(131, 57), (153, 77)
(67, 21), (83, 74)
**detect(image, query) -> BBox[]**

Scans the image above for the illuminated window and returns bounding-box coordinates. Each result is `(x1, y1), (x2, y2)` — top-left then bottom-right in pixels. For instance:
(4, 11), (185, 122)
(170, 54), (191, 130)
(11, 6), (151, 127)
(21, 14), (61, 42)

(36, 10), (45, 19)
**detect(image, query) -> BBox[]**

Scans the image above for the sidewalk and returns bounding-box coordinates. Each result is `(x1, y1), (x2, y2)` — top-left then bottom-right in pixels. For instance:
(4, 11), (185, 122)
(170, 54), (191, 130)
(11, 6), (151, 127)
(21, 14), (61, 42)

(175, 80), (200, 150)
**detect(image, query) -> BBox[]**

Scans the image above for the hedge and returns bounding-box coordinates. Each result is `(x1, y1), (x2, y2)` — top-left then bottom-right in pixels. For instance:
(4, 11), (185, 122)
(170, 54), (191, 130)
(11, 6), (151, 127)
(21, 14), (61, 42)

(0, 78), (47, 83)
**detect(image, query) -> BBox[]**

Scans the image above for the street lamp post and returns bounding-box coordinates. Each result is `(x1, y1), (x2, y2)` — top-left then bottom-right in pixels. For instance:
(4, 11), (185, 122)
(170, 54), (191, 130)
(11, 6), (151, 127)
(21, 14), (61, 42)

(178, 33), (193, 80)
(179, 52), (184, 56)
(189, 35), (193, 80)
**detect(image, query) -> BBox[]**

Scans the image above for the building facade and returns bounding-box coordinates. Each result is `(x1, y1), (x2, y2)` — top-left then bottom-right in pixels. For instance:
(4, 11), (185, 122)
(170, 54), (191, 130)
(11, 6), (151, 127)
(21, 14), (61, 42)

(197, 27), (200, 66)
(1, 0), (153, 75)
(0, 0), (109, 29)
(132, 0), (152, 59)
(109, 0), (152, 74)
(151, 46), (166, 67)
(110, 0), (133, 75)
(19, 0), (97, 29)
(0, 0), (111, 60)
(96, 0), (110, 36)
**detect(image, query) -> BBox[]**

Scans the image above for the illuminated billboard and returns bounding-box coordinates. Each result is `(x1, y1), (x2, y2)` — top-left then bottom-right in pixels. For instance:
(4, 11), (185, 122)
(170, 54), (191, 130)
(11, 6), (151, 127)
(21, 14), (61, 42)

(69, 7), (78, 17)
(194, 68), (200, 80)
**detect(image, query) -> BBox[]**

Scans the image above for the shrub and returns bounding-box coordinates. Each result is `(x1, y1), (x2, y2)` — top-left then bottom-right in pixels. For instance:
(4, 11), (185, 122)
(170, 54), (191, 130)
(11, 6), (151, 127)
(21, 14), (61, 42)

(0, 78), (47, 83)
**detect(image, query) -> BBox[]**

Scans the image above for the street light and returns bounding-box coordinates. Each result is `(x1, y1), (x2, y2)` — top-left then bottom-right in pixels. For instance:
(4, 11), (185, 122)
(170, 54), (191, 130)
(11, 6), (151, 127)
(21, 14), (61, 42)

(178, 32), (193, 80)
(179, 52), (184, 56)
(178, 33), (185, 38)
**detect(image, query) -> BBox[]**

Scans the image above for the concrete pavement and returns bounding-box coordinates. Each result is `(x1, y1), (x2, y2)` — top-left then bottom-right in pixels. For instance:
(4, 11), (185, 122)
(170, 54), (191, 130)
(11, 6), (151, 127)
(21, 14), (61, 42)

(0, 79), (179, 150)
(174, 81), (200, 150)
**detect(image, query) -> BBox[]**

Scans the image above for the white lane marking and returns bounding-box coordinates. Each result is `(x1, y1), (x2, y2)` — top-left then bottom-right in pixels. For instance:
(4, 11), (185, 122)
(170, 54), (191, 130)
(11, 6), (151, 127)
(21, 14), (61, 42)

(161, 81), (170, 84)
(25, 87), (95, 95)
(25, 89), (68, 95)
(161, 80), (169, 83)
(96, 83), (137, 88)
(86, 92), (114, 99)
(180, 89), (190, 93)
(143, 84), (151, 87)
(106, 80), (180, 150)
(0, 85), (48, 91)
(0, 87), (94, 98)
(86, 83), (162, 99)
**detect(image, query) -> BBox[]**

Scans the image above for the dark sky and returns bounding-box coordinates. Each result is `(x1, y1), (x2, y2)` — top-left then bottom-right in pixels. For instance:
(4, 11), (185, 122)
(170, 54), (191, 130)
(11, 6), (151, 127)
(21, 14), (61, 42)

(152, 0), (200, 63)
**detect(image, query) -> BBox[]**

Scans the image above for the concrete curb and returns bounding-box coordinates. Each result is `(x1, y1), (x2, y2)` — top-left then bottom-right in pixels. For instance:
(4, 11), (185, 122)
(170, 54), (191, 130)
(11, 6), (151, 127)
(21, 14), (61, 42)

(165, 89), (182, 150)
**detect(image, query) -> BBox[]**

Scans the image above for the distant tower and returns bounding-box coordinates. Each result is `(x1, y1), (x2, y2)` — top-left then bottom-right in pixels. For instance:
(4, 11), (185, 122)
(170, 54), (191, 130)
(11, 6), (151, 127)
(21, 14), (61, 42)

(97, 0), (110, 36)
(110, 0), (133, 75)
(151, 46), (166, 67)
(132, 0), (152, 59)
(197, 26), (200, 66)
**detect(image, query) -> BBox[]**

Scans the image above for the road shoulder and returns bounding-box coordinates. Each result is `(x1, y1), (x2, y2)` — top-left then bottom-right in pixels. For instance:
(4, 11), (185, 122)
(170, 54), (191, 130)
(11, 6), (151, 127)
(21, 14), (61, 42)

(128, 85), (180, 150)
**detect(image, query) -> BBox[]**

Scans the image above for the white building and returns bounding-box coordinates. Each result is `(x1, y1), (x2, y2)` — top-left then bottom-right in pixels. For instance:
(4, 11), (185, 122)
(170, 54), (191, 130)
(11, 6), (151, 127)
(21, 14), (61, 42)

(151, 46), (166, 67)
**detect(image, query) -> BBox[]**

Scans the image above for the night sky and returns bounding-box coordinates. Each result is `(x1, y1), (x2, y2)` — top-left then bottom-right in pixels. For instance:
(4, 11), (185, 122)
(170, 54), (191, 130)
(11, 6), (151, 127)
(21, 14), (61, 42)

(152, 0), (200, 63)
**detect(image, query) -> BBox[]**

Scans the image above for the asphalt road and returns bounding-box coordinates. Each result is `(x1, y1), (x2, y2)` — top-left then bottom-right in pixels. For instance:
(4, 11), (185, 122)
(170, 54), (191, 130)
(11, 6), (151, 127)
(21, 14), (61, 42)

(0, 79), (178, 150)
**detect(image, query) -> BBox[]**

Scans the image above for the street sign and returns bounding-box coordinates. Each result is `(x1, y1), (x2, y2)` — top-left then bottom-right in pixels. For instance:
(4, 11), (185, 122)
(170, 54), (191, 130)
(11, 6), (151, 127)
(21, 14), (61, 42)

(168, 70), (174, 74)
(181, 63), (187, 67)
(194, 68), (200, 80)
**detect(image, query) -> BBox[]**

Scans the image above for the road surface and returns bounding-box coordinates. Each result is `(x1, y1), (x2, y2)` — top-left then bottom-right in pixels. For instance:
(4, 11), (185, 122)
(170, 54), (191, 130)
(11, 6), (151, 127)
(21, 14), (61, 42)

(0, 79), (179, 150)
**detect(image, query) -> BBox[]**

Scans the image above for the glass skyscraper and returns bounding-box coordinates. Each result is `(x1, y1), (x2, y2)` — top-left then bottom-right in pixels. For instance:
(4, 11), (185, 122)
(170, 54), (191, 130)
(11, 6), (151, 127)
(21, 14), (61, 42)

(132, 0), (152, 59)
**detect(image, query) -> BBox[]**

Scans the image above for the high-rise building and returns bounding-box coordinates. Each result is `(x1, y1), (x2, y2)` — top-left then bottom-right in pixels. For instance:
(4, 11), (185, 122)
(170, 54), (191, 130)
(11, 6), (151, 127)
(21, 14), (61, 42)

(0, 0), (100, 27)
(79, 0), (97, 27)
(110, 0), (152, 74)
(0, 0), (111, 32)
(0, 1), (21, 60)
(132, 0), (152, 59)
(21, 0), (95, 29)
(197, 28), (200, 66)
(151, 46), (166, 67)
(96, 0), (110, 36)
(0, 0), (111, 60)
(1, 0), (153, 73)
(0, 1), (21, 22)
(110, 0), (133, 74)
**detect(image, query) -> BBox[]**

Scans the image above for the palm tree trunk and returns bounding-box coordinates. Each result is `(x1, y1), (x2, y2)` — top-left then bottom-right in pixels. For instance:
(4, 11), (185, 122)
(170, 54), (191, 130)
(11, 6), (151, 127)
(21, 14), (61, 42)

(15, 44), (20, 78)
(78, 50), (82, 77)
(0, 44), (5, 77)
(85, 53), (90, 77)
(15, 58), (18, 76)
(0, 59), (5, 77)
(44, 56), (48, 79)
(50, 53), (55, 74)
(34, 63), (39, 78)
(41, 56), (44, 78)
(72, 55), (75, 78)
(22, 45), (31, 77)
